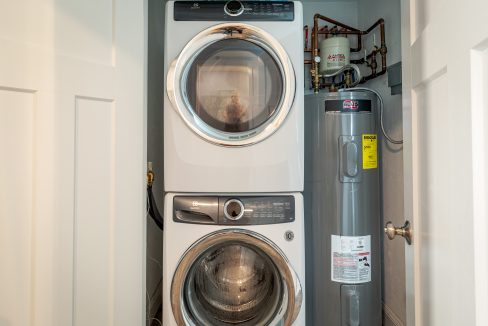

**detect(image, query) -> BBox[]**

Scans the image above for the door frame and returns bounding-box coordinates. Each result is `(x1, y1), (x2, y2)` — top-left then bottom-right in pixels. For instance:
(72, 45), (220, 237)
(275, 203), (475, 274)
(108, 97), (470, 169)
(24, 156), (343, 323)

(400, 0), (416, 325)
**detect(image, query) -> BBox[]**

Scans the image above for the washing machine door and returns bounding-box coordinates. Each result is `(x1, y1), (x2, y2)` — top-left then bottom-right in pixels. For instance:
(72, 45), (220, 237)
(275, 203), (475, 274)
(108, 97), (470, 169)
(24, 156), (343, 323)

(167, 23), (296, 146)
(171, 229), (302, 326)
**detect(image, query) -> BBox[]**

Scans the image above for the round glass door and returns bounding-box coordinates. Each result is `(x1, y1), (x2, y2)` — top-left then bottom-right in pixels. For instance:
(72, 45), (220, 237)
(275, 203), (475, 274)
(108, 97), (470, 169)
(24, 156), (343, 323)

(186, 39), (282, 134)
(170, 230), (302, 326)
(185, 243), (282, 325)
(167, 23), (296, 146)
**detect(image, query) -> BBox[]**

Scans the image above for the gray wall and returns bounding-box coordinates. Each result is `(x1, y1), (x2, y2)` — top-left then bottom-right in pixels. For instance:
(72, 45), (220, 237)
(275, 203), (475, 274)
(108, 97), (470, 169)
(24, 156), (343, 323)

(357, 0), (406, 325)
(147, 0), (165, 322)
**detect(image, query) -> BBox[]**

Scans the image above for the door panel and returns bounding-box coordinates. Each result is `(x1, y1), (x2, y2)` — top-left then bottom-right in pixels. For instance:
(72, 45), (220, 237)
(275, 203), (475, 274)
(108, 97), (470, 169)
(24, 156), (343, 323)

(73, 98), (115, 326)
(0, 88), (35, 326)
(404, 0), (488, 325)
(413, 73), (451, 326)
(0, 1), (146, 326)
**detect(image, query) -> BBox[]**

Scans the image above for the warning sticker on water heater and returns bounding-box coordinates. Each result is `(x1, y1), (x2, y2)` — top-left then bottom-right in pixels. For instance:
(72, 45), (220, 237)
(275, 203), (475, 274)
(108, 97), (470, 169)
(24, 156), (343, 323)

(362, 134), (378, 169)
(331, 235), (371, 283)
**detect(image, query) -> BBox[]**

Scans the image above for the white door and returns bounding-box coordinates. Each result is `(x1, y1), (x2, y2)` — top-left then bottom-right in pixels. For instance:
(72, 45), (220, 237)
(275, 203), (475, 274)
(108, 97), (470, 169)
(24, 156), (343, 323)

(401, 0), (488, 325)
(0, 1), (146, 326)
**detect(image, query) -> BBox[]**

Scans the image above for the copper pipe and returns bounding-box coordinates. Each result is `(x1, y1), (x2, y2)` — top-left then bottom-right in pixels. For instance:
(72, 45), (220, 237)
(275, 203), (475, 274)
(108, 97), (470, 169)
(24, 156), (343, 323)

(304, 60), (313, 64)
(365, 18), (387, 73)
(365, 18), (384, 34)
(314, 14), (360, 32)
(351, 58), (366, 64)
(318, 30), (361, 35)
(309, 14), (387, 91)
(361, 68), (386, 83)
(312, 14), (320, 93)
(378, 20), (388, 74)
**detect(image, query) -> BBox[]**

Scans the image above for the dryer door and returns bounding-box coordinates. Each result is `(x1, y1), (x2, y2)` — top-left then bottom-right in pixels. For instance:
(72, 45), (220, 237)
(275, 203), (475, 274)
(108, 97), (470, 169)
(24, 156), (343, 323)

(170, 229), (302, 326)
(167, 23), (296, 146)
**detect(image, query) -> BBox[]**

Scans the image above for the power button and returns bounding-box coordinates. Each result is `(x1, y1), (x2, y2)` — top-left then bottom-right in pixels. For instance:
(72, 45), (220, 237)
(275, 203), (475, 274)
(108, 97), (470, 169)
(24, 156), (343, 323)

(224, 0), (244, 16)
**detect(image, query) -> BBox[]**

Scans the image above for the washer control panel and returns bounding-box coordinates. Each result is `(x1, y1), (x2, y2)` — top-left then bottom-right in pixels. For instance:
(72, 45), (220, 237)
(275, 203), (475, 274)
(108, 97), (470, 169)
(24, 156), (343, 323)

(173, 195), (295, 225)
(174, 1), (294, 21)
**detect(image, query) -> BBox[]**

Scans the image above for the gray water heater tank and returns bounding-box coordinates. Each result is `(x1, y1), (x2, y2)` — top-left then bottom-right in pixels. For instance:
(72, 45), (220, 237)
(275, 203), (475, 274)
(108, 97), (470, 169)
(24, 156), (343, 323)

(304, 92), (382, 326)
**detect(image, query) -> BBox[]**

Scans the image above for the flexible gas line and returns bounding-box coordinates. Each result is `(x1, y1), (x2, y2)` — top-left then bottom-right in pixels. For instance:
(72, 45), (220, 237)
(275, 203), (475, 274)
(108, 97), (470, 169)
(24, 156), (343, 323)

(339, 87), (403, 144)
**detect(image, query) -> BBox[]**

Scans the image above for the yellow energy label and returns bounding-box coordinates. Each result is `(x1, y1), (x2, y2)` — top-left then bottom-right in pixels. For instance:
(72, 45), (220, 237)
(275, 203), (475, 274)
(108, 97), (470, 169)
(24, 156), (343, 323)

(362, 134), (378, 169)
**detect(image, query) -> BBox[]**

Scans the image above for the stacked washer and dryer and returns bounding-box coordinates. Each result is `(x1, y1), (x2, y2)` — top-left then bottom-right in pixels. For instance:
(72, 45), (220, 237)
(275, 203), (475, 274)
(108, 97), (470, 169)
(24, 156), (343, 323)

(162, 1), (305, 325)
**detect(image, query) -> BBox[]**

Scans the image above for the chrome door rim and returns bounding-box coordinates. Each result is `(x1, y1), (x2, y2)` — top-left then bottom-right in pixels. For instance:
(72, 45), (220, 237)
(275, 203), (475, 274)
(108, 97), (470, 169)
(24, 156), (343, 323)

(170, 229), (303, 326)
(167, 23), (296, 147)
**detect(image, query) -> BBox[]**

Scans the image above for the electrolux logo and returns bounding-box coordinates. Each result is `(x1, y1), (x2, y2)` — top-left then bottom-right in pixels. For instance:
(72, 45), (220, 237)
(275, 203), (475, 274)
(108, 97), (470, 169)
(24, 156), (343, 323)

(343, 99), (359, 110)
(191, 2), (200, 9)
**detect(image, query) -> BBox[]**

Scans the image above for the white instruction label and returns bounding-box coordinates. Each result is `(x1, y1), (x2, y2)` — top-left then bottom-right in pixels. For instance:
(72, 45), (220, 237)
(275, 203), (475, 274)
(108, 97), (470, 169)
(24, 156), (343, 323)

(331, 235), (371, 283)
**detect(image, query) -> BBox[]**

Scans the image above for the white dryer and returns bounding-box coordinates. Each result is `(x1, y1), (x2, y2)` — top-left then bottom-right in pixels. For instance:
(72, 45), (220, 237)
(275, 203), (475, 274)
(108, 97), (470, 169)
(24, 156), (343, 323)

(162, 193), (305, 325)
(164, 1), (304, 193)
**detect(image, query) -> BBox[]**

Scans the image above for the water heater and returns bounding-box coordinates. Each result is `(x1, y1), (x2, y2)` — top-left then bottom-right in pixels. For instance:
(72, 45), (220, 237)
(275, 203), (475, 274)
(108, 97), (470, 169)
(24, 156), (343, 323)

(304, 92), (382, 326)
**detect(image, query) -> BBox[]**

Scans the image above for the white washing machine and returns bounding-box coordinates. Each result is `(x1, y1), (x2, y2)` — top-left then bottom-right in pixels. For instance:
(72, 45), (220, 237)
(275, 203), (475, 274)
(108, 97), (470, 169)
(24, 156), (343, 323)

(162, 193), (306, 326)
(164, 1), (304, 193)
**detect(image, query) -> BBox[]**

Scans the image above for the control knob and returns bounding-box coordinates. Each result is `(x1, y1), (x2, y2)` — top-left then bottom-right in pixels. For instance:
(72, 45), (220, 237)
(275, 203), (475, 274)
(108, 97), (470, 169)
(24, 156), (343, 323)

(224, 199), (245, 220)
(224, 0), (244, 16)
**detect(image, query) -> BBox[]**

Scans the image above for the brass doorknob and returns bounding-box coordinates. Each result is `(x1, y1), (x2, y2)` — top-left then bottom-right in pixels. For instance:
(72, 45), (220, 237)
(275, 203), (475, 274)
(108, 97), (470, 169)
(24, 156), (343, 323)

(384, 220), (412, 245)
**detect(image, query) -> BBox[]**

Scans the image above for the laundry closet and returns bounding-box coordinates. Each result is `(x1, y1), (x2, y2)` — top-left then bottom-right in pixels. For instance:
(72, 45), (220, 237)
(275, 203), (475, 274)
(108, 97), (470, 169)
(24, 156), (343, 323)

(147, 0), (407, 325)
(144, 0), (488, 325)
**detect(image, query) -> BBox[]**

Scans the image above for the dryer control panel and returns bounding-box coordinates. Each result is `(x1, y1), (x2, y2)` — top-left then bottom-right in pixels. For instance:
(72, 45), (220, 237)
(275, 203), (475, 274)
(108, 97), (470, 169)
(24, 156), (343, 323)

(173, 195), (295, 225)
(174, 1), (294, 21)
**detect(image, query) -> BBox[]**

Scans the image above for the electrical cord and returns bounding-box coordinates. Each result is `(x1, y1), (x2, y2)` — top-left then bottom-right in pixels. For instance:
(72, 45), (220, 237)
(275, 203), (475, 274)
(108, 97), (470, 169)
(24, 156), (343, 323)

(339, 87), (403, 144)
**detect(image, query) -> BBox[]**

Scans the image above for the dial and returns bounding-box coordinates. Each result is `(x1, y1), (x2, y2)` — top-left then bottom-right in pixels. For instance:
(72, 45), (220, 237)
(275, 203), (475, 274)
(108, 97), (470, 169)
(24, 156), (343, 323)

(224, 0), (244, 16)
(224, 199), (245, 220)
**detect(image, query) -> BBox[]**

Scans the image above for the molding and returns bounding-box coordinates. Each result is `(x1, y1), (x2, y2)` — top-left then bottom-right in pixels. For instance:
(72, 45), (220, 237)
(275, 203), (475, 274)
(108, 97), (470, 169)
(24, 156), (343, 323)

(383, 303), (405, 326)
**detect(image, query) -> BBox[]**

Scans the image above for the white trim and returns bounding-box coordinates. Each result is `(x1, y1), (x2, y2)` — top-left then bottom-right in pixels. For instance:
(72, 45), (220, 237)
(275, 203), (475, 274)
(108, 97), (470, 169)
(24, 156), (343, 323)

(400, 1), (416, 325)
(471, 41), (488, 326)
